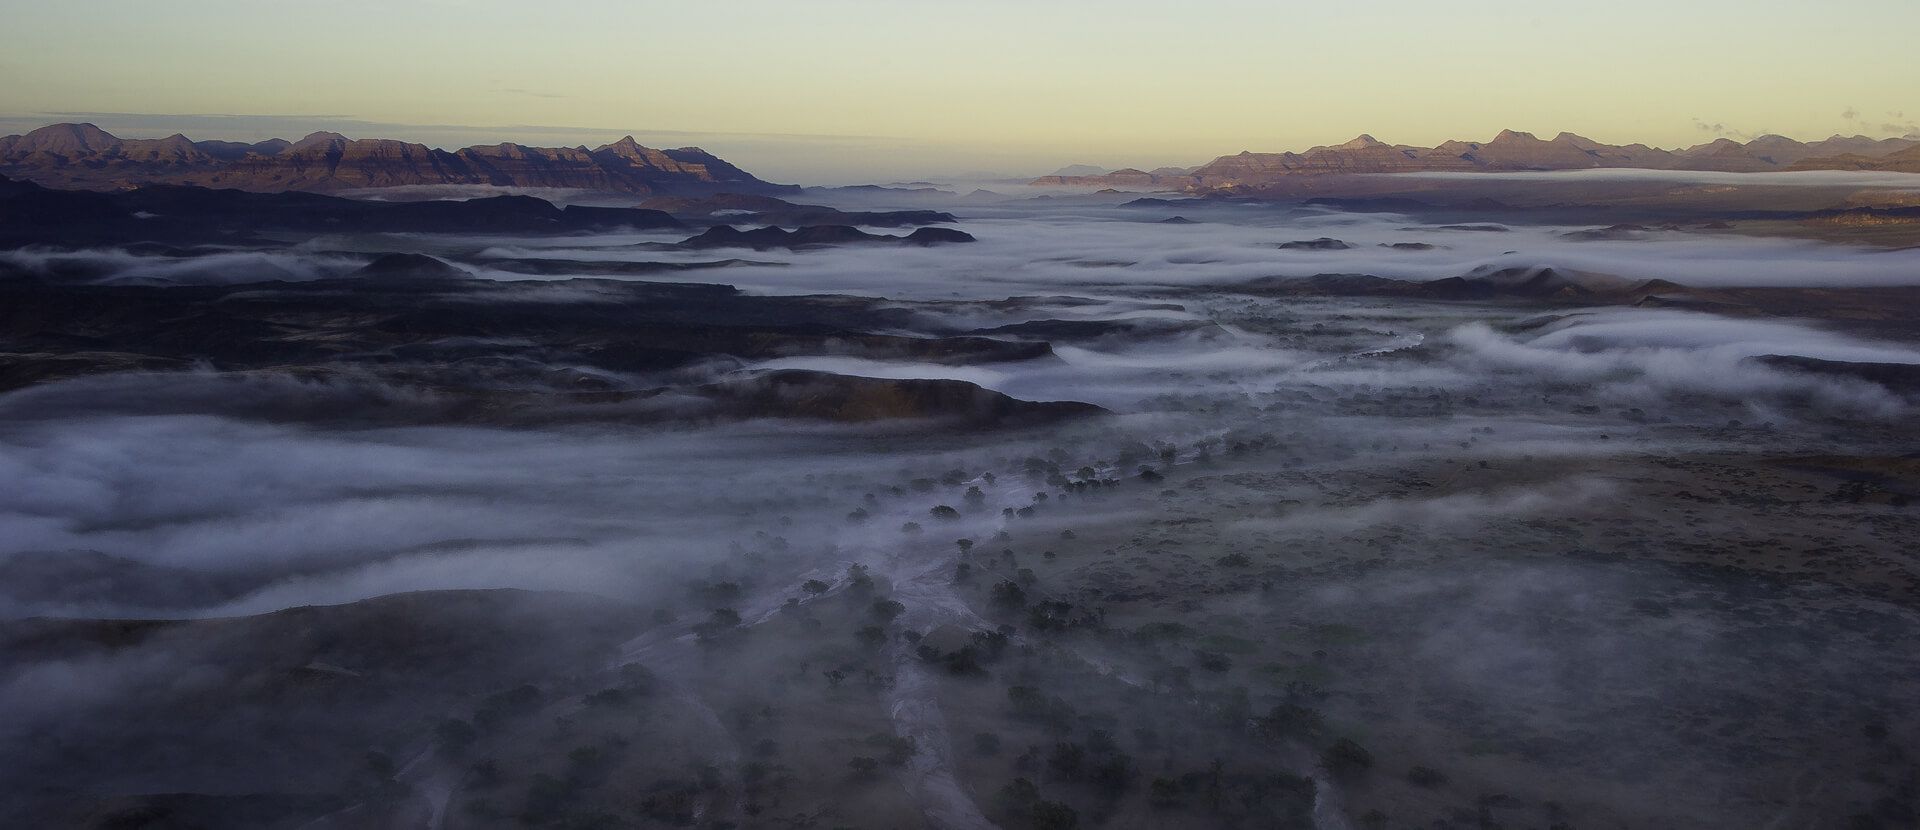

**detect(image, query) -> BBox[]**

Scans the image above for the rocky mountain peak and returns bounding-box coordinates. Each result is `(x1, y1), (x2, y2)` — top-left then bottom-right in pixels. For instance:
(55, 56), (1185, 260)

(289, 131), (351, 152)
(21, 122), (122, 154)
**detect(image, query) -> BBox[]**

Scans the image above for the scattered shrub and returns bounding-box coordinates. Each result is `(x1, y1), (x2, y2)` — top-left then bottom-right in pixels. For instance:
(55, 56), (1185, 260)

(991, 580), (1027, 610)
(1321, 738), (1374, 777)
(1195, 650), (1233, 672)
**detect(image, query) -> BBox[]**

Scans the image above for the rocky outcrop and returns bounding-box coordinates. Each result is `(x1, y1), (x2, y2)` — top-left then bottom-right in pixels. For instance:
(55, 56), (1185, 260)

(636, 193), (955, 227)
(1232, 266), (1677, 304)
(1276, 237), (1352, 250)
(1753, 355), (1920, 396)
(0, 264), (1096, 428)
(1802, 206), (1920, 226)
(0, 123), (795, 195)
(0, 267), (1056, 388)
(676, 224), (974, 250)
(0, 550), (243, 611)
(688, 369), (1103, 426)
(0, 176), (686, 246)
(343, 253), (473, 281)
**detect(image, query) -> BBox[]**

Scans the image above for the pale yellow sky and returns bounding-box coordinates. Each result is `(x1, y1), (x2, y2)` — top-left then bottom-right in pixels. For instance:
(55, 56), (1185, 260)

(3, 0), (1915, 182)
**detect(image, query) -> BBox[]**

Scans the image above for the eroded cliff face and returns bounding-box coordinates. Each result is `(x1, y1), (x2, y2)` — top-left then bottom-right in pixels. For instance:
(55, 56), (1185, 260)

(0, 123), (796, 195)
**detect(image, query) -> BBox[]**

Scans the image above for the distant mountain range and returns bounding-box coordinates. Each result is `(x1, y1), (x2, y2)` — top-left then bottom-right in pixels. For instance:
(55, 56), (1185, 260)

(10, 123), (1916, 197)
(1033, 130), (1920, 189)
(0, 123), (797, 195)
(1048, 164), (1111, 178)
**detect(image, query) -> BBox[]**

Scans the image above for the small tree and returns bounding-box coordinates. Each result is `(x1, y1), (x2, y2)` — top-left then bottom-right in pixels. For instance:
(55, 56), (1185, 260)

(868, 733), (916, 765)
(1406, 765), (1447, 787)
(1148, 777), (1182, 808)
(1257, 703), (1324, 741)
(1321, 738), (1374, 778)
(846, 564), (875, 594)
(1195, 651), (1233, 672)
(995, 777), (1040, 815)
(1047, 742), (1087, 780)
(1032, 800), (1079, 830)
(990, 580), (1027, 610)
(1089, 753), (1135, 796)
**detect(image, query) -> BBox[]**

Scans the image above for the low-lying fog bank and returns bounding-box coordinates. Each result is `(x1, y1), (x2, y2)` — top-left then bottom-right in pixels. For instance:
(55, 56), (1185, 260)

(3, 188), (1918, 829)
(10, 193), (1920, 299)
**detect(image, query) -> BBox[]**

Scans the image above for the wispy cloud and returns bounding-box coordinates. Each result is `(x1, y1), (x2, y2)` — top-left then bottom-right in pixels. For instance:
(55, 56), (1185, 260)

(1690, 118), (1763, 141)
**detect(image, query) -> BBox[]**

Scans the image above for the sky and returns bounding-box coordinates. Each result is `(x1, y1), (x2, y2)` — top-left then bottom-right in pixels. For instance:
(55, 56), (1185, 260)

(2, 0), (1917, 183)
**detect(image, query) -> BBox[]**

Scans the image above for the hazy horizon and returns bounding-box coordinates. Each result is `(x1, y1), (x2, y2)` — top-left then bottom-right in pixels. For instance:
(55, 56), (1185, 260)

(5, 0), (1917, 182)
(4, 110), (1917, 187)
